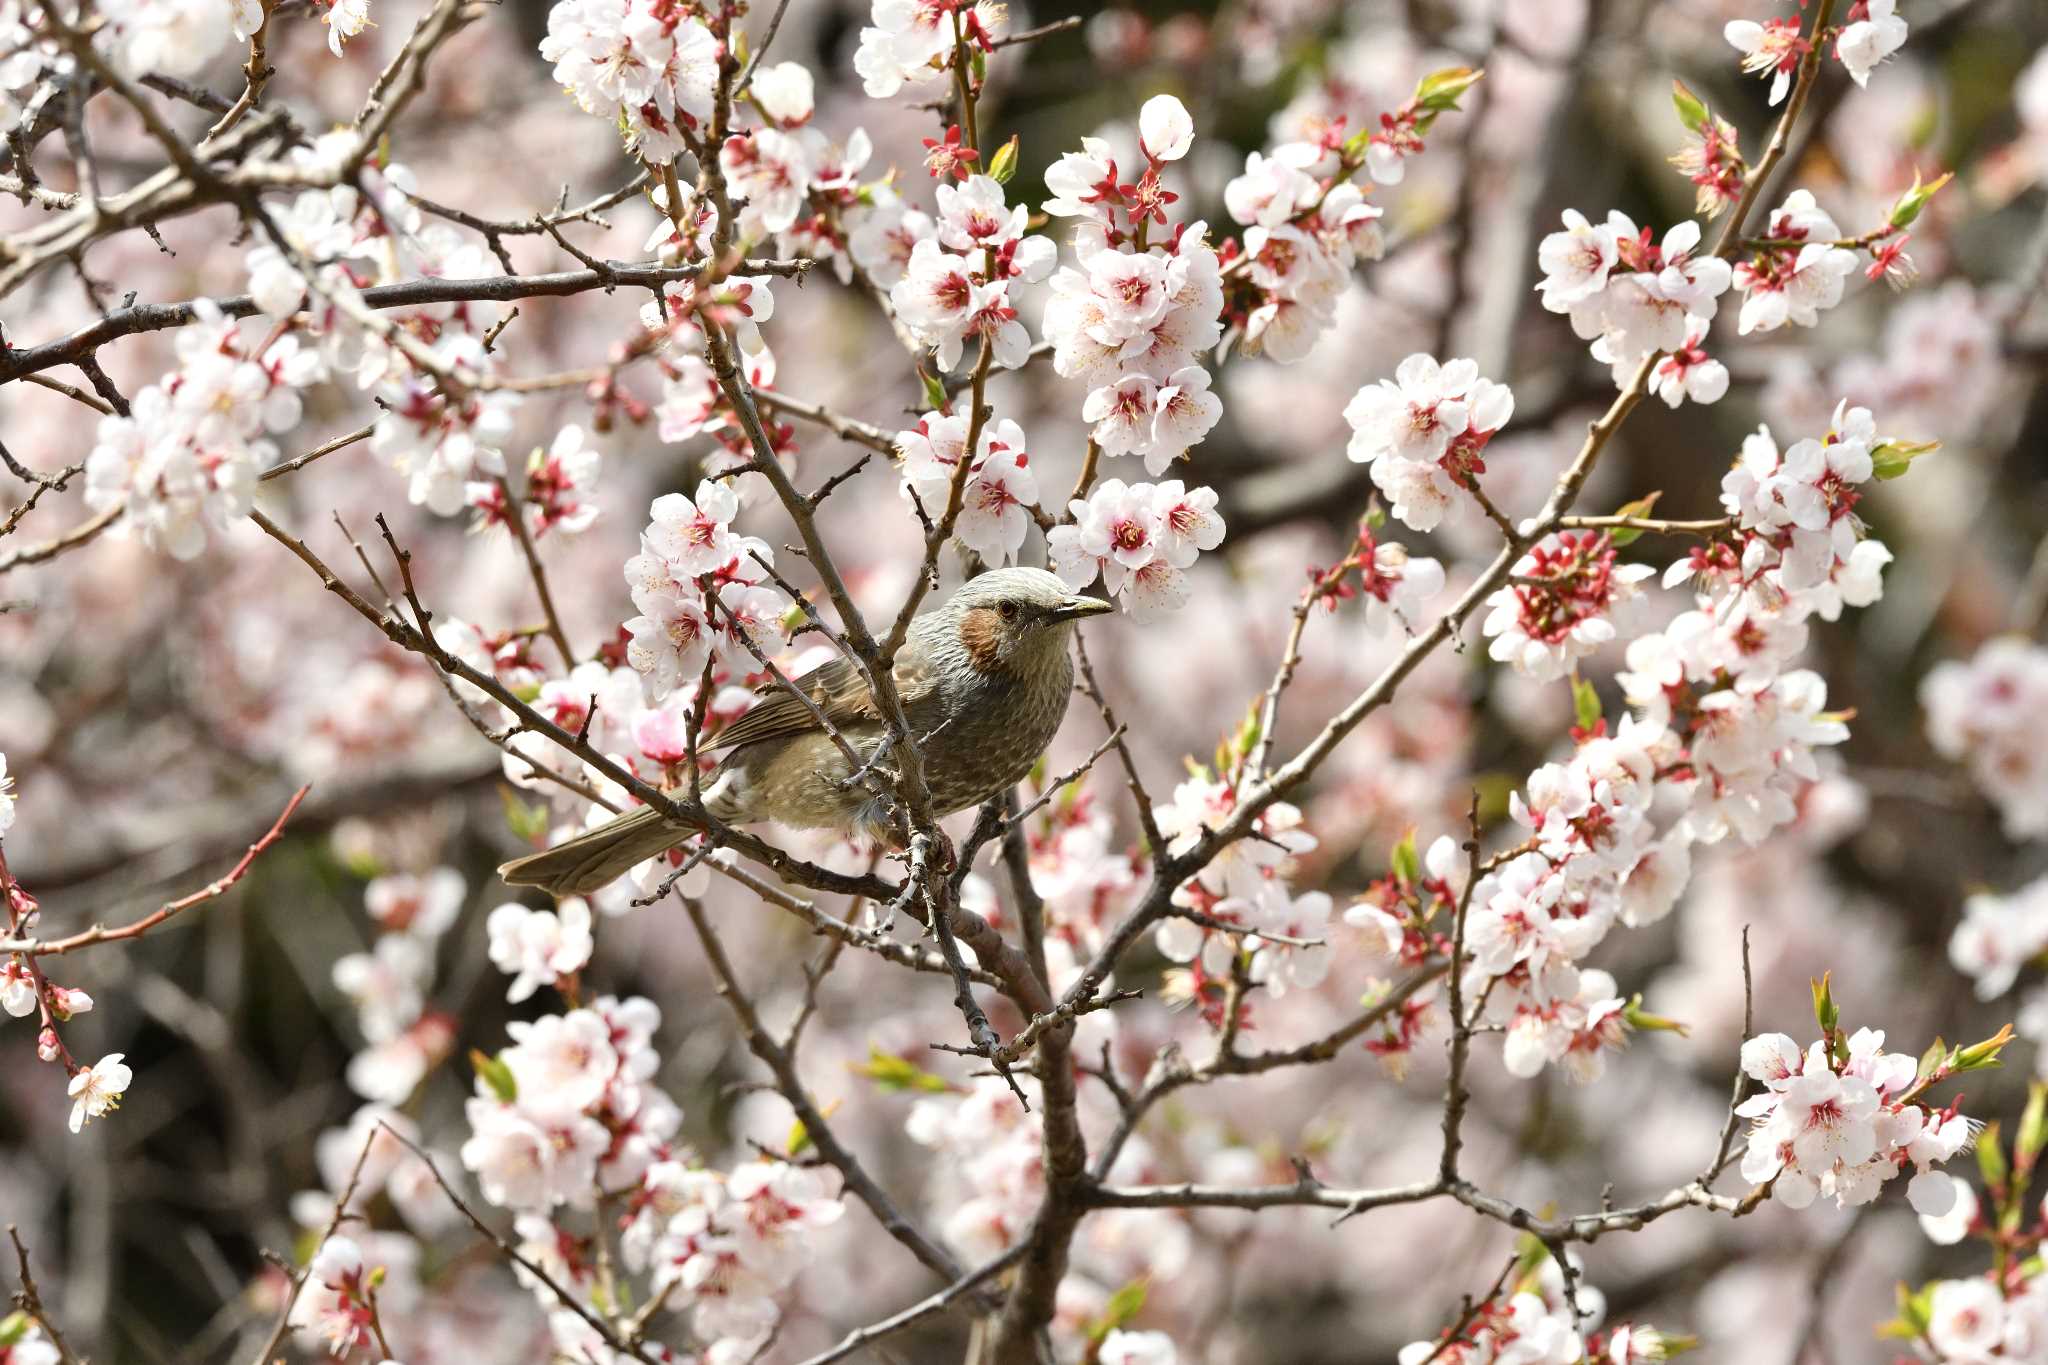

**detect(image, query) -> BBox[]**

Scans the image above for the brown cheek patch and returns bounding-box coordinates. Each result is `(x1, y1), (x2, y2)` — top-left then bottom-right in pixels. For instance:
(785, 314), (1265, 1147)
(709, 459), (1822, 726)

(958, 607), (1006, 672)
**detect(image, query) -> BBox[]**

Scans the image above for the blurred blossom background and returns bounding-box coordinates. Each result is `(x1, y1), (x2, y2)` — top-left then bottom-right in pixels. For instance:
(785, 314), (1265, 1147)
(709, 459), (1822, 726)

(8, 0), (2048, 1361)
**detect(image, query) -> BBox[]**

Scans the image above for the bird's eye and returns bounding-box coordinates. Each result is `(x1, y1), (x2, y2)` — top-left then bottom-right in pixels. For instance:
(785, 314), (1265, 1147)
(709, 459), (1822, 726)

(998, 601), (1019, 621)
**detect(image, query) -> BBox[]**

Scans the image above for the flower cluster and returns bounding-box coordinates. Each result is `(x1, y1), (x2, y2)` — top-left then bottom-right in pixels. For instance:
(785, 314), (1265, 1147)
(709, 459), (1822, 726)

(465, 425), (604, 540)
(1737, 1025), (1975, 1211)
(1726, 3), (1908, 102)
(1148, 740), (1330, 1022)
(1343, 353), (1513, 532)
(94, 0), (254, 80)
(540, 0), (719, 163)
(907, 1075), (1045, 1260)
(288, 1235), (384, 1355)
(1219, 141), (1383, 363)
(485, 897), (594, 1002)
(1396, 1254), (1673, 1365)
(1669, 82), (1747, 219)
(1216, 67), (1478, 360)
(720, 81), (880, 250)
(1, 790), (122, 1132)
(1041, 96), (1227, 471)
(1950, 875), (2048, 1003)
(1370, 404), (1908, 1080)
(461, 998), (679, 1226)
(1021, 782), (1146, 966)
(82, 300), (323, 559)
(621, 483), (781, 702)
(1311, 521), (1447, 640)
(1915, 1276), (2048, 1362)
(1729, 190), (1860, 335)
(1945, 874), (2048, 1074)
(855, 0), (1005, 100)
(644, 268), (788, 467)
(1922, 638), (2048, 840)
(331, 871), (464, 1104)
(890, 173), (1051, 370)
(896, 413), (1038, 564)
(1047, 478), (1225, 621)
(1482, 532), (1657, 683)
(1887, 1097), (2048, 1361)
(1535, 212), (1733, 397)
(239, 135), (525, 517)
(622, 1156), (845, 1347)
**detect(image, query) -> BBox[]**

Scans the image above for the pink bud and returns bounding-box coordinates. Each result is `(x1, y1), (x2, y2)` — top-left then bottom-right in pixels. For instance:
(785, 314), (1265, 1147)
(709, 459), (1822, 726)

(37, 1027), (61, 1062)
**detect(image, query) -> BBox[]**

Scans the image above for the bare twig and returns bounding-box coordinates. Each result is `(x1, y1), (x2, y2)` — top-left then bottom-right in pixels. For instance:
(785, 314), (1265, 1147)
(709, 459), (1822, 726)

(1, 787), (308, 957)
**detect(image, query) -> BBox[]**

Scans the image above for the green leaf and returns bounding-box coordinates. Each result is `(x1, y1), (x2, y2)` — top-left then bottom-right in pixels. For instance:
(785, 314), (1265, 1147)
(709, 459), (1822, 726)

(1672, 80), (1709, 134)
(1918, 1037), (1948, 1083)
(1955, 1022), (2017, 1073)
(1979, 1119), (2009, 1190)
(2018, 1082), (2048, 1173)
(987, 134), (1020, 185)
(1390, 830), (1421, 885)
(1623, 994), (1690, 1036)
(1879, 1281), (1935, 1339)
(1872, 438), (1940, 480)
(1571, 676), (1603, 733)
(787, 1116), (813, 1158)
(1809, 972), (1838, 1034)
(501, 788), (552, 844)
(918, 367), (948, 414)
(1413, 66), (1484, 114)
(1607, 491), (1663, 547)
(1888, 169), (1953, 229)
(1089, 1277), (1149, 1341)
(850, 1045), (953, 1094)
(472, 1047), (517, 1102)
(0, 1313), (30, 1348)
(1233, 704), (1264, 767)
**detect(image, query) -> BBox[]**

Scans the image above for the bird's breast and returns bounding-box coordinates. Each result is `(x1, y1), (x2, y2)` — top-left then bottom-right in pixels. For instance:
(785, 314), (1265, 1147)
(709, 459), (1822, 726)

(920, 652), (1076, 815)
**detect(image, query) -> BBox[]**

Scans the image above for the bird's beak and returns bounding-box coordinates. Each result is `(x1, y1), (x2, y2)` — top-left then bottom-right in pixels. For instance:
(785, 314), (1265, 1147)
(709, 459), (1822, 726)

(1048, 595), (1115, 623)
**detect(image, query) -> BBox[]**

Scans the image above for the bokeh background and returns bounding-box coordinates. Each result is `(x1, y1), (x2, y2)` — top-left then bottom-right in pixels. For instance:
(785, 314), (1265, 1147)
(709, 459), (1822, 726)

(7, 0), (2048, 1360)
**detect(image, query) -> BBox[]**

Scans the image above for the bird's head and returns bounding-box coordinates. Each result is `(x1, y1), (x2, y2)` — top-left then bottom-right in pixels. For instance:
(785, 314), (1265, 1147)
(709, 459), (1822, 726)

(946, 567), (1113, 676)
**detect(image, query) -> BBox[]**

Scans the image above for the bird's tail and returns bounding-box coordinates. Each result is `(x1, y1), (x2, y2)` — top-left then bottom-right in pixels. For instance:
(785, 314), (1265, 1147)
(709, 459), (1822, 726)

(497, 804), (700, 899)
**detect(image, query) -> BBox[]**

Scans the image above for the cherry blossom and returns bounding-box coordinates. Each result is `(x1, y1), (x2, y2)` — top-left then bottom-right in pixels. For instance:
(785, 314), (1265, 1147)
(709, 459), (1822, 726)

(1355, 540), (1446, 638)
(1731, 191), (1859, 334)
(1836, 0), (1909, 88)
(66, 1053), (131, 1133)
(1736, 1025), (1976, 1210)
(1482, 532), (1656, 682)
(485, 899), (595, 1002)
(1345, 355), (1514, 532)
(540, 0), (719, 162)
(83, 302), (325, 558)
(855, 0), (1004, 100)
(1048, 477), (1227, 621)
(1724, 16), (1809, 106)
(1922, 638), (2048, 840)
(895, 413), (1040, 564)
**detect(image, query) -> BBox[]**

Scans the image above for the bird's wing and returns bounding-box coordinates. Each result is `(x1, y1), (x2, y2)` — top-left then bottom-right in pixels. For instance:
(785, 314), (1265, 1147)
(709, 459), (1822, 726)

(708, 647), (938, 753)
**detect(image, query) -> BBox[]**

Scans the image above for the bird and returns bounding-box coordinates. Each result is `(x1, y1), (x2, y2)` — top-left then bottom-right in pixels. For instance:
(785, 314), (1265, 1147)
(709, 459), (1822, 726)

(499, 567), (1115, 898)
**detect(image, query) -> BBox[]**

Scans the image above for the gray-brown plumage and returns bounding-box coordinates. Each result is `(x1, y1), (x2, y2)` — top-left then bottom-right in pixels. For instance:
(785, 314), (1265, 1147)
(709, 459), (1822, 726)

(498, 567), (1114, 897)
